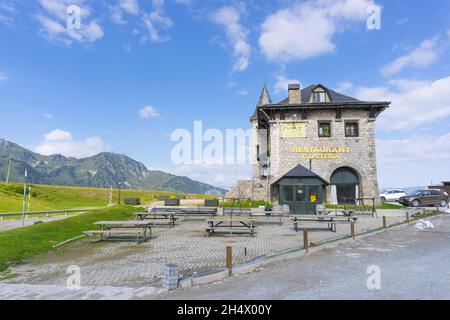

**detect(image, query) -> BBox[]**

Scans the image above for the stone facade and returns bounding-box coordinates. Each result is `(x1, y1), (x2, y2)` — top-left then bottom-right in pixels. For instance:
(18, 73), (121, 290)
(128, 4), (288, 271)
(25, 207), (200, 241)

(227, 83), (389, 206)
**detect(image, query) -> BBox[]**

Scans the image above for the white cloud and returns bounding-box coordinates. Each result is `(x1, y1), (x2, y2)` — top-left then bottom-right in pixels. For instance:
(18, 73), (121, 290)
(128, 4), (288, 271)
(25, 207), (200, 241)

(110, 0), (140, 25)
(44, 113), (54, 119)
(237, 89), (248, 96)
(119, 0), (139, 15)
(140, 0), (173, 43)
(335, 81), (353, 93)
(36, 0), (104, 44)
(0, 71), (7, 81)
(211, 6), (250, 72)
(259, 0), (373, 63)
(35, 129), (109, 158)
(354, 76), (450, 131)
(381, 38), (439, 76)
(377, 134), (450, 187)
(274, 74), (300, 94)
(377, 134), (450, 166)
(139, 105), (160, 118)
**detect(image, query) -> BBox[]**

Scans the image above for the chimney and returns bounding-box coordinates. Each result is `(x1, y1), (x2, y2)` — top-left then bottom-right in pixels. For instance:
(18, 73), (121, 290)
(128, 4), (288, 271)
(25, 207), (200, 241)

(288, 83), (301, 104)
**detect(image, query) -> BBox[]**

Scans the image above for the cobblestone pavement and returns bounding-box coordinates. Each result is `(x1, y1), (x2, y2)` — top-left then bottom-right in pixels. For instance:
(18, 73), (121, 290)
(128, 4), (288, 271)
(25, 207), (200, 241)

(2, 211), (409, 291)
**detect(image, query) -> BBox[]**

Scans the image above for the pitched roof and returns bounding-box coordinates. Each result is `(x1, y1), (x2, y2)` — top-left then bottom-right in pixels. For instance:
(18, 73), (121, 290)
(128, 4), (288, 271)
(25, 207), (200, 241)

(272, 164), (329, 185)
(278, 84), (360, 104)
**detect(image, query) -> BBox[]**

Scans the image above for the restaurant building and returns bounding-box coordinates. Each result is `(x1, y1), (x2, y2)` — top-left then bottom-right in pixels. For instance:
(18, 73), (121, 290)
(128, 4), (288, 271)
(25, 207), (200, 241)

(227, 82), (390, 213)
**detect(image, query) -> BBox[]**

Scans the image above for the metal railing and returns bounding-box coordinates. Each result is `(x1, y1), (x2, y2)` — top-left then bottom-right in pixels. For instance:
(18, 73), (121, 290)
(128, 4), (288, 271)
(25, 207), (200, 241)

(0, 209), (96, 218)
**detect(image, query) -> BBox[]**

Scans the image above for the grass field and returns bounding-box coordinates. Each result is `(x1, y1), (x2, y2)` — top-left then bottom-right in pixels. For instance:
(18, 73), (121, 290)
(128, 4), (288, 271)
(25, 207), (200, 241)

(0, 206), (141, 272)
(326, 202), (403, 210)
(0, 182), (216, 214)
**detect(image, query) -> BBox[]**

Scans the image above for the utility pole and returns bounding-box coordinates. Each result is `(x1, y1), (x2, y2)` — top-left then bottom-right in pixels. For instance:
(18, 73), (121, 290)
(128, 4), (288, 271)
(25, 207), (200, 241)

(109, 186), (113, 206)
(27, 185), (32, 213)
(118, 182), (122, 205)
(6, 158), (12, 183)
(21, 168), (28, 227)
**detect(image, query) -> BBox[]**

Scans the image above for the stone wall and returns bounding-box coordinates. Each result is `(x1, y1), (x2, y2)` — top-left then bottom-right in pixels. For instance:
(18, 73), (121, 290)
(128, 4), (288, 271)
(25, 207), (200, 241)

(251, 108), (381, 204)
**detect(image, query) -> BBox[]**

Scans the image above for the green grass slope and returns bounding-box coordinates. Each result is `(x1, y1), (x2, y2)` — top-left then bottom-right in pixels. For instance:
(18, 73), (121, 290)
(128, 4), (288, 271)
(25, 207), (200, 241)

(0, 206), (141, 272)
(0, 182), (216, 213)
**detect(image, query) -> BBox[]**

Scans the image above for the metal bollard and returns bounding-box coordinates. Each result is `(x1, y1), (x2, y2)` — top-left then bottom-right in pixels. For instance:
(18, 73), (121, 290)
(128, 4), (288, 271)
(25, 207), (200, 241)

(303, 230), (309, 253)
(406, 212), (410, 224)
(162, 264), (179, 290)
(351, 222), (355, 240)
(383, 216), (387, 229)
(226, 246), (233, 276)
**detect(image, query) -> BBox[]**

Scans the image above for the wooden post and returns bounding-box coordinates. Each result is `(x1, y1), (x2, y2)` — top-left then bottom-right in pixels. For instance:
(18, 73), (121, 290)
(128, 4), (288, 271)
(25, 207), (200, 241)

(383, 216), (387, 230)
(226, 246), (233, 276)
(303, 230), (309, 253)
(351, 222), (355, 240)
(406, 212), (410, 224)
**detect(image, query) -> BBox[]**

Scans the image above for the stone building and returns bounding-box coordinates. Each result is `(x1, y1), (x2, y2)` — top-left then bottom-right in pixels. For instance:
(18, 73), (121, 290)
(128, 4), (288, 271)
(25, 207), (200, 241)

(227, 82), (390, 213)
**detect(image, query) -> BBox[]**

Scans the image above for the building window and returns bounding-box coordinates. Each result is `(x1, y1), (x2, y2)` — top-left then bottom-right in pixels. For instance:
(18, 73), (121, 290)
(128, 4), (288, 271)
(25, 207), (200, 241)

(283, 186), (294, 202)
(345, 122), (359, 137)
(318, 122), (331, 137)
(313, 91), (326, 103)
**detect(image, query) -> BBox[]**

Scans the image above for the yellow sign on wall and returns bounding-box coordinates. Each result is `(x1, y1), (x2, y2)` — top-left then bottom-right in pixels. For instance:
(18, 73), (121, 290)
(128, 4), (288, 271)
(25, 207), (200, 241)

(292, 146), (351, 159)
(281, 123), (307, 138)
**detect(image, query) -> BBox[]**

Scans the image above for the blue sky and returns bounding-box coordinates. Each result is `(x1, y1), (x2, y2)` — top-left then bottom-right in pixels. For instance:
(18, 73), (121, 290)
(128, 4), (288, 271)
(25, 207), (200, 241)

(0, 0), (449, 189)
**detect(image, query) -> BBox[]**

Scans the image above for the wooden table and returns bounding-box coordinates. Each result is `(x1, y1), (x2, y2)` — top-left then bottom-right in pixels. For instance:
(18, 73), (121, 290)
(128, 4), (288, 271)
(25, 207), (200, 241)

(84, 221), (153, 243)
(291, 216), (357, 233)
(205, 219), (256, 237)
(133, 212), (178, 227)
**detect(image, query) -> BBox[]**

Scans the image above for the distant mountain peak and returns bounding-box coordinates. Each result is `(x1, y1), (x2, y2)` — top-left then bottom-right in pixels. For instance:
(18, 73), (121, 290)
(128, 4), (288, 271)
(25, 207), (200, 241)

(0, 138), (227, 195)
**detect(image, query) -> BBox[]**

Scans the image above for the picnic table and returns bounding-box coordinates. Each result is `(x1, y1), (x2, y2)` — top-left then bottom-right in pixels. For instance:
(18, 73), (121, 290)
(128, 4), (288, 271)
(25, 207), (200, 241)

(133, 212), (178, 227)
(84, 220), (153, 243)
(206, 219), (256, 237)
(291, 216), (358, 233)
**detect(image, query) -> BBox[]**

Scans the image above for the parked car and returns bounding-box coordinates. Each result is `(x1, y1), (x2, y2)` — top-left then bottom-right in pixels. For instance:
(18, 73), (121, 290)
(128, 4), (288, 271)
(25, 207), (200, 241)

(379, 189), (407, 203)
(399, 189), (449, 207)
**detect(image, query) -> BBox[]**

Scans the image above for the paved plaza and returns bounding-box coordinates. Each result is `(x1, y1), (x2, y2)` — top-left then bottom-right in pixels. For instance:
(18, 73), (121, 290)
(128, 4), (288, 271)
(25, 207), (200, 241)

(1, 210), (409, 291)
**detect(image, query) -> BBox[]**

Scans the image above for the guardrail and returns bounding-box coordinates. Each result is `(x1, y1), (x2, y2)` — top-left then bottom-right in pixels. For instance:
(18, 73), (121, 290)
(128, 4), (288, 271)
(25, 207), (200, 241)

(0, 209), (96, 218)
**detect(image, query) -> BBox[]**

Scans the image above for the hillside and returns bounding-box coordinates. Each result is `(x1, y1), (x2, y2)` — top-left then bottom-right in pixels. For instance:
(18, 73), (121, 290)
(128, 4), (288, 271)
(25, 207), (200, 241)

(0, 182), (216, 213)
(0, 139), (227, 195)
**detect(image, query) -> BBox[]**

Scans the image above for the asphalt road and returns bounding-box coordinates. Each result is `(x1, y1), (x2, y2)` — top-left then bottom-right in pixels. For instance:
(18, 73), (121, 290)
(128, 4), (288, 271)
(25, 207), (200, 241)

(166, 215), (450, 300)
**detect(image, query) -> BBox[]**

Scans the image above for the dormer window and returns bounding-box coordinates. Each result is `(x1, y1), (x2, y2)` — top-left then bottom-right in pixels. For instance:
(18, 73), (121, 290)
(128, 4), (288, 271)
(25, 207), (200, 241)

(310, 86), (329, 103)
(313, 92), (326, 103)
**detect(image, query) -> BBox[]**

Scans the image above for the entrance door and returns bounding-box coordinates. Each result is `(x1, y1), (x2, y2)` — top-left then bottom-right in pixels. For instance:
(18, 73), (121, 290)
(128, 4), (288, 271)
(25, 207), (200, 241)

(280, 185), (319, 214)
(337, 185), (356, 204)
(330, 167), (360, 205)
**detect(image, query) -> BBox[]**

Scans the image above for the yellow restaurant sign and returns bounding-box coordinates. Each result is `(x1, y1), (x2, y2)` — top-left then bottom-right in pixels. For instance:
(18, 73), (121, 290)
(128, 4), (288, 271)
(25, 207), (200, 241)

(281, 123), (306, 138)
(292, 146), (351, 159)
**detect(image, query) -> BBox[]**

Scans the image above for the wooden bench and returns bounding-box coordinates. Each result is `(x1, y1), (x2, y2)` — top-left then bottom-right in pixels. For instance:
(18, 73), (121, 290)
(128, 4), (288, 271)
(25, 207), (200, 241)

(291, 216), (357, 233)
(206, 219), (256, 237)
(133, 212), (178, 227)
(84, 221), (153, 243)
(83, 229), (149, 243)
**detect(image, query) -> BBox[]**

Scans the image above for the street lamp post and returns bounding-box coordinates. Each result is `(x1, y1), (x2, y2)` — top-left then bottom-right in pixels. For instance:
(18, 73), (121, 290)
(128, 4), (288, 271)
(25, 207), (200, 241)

(21, 168), (28, 227)
(118, 181), (122, 205)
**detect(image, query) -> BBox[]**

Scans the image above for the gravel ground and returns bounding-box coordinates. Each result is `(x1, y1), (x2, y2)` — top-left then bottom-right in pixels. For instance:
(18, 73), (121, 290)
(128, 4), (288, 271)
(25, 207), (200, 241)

(165, 214), (450, 300)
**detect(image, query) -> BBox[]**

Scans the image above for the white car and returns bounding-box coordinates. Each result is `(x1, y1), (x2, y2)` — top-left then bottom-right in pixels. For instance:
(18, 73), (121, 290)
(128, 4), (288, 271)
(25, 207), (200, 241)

(380, 189), (407, 203)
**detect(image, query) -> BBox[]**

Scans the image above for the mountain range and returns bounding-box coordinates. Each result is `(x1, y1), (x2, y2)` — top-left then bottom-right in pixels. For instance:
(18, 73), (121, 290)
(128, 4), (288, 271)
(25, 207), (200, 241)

(0, 139), (227, 195)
